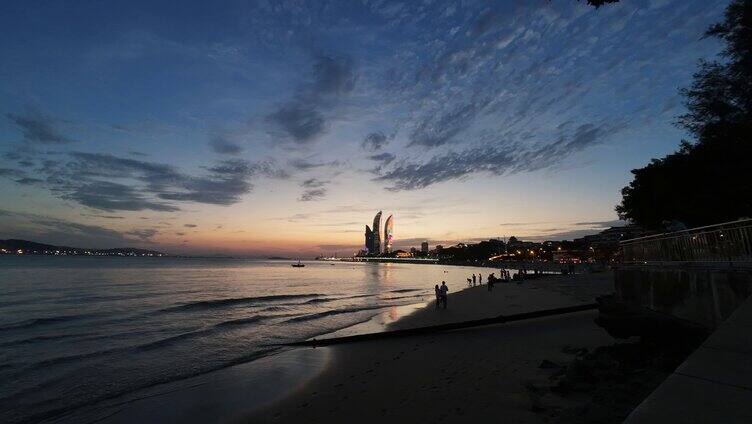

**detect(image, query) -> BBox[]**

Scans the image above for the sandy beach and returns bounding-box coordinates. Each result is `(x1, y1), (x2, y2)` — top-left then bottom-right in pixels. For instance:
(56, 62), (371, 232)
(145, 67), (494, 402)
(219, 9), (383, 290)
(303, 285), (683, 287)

(247, 272), (618, 423)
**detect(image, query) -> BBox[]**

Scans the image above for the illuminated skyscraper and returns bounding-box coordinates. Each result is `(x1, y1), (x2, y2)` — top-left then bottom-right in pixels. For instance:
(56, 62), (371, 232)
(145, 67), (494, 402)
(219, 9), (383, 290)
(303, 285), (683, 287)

(372, 211), (382, 255)
(384, 214), (394, 253)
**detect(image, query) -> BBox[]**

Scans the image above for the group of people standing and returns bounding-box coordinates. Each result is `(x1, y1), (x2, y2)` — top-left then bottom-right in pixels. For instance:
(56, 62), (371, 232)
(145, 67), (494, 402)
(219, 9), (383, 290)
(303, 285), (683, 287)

(435, 269), (514, 310)
(467, 270), (511, 290)
(466, 273), (483, 286)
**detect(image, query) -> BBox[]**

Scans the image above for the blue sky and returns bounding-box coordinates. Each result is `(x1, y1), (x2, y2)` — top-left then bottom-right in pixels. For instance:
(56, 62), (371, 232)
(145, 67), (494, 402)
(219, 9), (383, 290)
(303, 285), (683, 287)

(0, 0), (729, 255)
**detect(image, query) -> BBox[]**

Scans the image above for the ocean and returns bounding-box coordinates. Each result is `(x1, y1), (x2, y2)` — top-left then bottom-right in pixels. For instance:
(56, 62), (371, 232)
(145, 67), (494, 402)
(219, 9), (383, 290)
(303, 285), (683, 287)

(0, 256), (493, 424)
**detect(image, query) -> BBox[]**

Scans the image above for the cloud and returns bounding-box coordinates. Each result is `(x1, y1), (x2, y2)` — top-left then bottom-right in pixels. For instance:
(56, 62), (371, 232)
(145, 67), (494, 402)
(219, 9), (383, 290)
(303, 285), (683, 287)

(0, 168), (22, 177)
(299, 188), (327, 201)
(312, 55), (356, 95)
(300, 178), (327, 188)
(82, 214), (126, 219)
(368, 152), (396, 165)
(375, 121), (623, 190)
(67, 152), (183, 192)
(374, 146), (514, 191)
(64, 180), (179, 212)
(471, 9), (505, 36)
(298, 178), (328, 201)
(267, 54), (356, 144)
(6, 110), (75, 144)
(254, 160), (291, 179)
(408, 101), (485, 147)
(285, 213), (314, 222)
(289, 158), (340, 170)
(0, 151), (287, 212)
(209, 135), (242, 154)
(157, 159), (256, 205)
(14, 177), (44, 185)
(362, 132), (389, 151)
(0, 209), (138, 248)
(268, 103), (327, 143)
(574, 219), (627, 227)
(125, 228), (158, 241)
(184, 223), (197, 228)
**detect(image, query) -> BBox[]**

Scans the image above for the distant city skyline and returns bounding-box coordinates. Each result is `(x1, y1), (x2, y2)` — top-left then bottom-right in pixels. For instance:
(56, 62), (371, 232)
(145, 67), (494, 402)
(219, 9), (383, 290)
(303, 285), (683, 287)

(0, 0), (729, 255)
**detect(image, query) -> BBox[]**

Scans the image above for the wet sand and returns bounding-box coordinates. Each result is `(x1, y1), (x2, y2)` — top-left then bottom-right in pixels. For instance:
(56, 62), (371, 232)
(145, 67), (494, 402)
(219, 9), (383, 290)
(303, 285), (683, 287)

(247, 273), (616, 423)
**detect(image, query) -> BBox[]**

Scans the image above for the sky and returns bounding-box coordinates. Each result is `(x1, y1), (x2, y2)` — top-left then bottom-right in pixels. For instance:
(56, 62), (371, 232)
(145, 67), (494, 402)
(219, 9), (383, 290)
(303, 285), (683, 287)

(0, 0), (730, 256)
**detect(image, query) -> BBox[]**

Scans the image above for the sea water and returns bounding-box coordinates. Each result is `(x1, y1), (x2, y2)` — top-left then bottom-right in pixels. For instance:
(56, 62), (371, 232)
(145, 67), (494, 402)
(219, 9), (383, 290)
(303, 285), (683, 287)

(0, 256), (492, 423)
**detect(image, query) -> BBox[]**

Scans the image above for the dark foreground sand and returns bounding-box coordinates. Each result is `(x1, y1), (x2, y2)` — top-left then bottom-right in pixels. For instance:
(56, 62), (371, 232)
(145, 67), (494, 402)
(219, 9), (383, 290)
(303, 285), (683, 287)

(247, 273), (617, 424)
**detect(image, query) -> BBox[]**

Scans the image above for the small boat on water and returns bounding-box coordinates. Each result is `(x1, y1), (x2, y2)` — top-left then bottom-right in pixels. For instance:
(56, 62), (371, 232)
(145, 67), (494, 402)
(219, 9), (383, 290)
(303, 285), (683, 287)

(291, 260), (305, 268)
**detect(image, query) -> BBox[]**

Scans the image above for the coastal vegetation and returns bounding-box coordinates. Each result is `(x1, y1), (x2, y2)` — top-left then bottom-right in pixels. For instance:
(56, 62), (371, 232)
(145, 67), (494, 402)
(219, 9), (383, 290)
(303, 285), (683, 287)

(617, 0), (752, 229)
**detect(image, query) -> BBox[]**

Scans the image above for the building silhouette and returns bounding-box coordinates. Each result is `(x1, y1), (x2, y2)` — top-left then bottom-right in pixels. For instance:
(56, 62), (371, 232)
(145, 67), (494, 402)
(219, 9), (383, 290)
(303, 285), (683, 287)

(364, 225), (375, 254)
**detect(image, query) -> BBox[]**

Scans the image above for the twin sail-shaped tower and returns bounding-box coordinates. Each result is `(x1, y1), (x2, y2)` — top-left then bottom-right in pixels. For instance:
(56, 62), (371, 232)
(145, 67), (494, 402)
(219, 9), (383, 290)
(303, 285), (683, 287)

(364, 211), (393, 255)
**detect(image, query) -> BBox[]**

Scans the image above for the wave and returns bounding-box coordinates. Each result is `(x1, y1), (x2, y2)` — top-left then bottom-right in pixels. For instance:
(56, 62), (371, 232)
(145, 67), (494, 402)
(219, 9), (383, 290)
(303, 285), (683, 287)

(260, 305), (288, 312)
(5, 347), (281, 424)
(284, 305), (386, 323)
(304, 293), (382, 304)
(29, 345), (128, 369)
(212, 315), (265, 328)
(134, 329), (213, 351)
(388, 288), (422, 293)
(381, 293), (427, 301)
(137, 313), (291, 350)
(0, 332), (92, 347)
(0, 314), (97, 332)
(160, 293), (324, 312)
(22, 314), (278, 371)
(304, 298), (333, 304)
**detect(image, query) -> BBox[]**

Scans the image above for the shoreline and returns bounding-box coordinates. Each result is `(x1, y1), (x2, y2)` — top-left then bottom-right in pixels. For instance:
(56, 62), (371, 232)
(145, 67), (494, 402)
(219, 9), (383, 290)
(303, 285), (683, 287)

(72, 272), (616, 423)
(247, 272), (617, 423)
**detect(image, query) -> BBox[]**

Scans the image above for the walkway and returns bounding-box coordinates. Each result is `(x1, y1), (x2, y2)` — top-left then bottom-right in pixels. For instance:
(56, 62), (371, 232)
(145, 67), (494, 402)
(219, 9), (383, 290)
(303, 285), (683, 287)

(625, 295), (752, 423)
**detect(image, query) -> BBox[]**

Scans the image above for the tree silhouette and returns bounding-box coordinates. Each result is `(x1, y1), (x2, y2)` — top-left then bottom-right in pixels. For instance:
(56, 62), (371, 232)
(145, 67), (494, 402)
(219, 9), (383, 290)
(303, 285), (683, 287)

(617, 0), (752, 229)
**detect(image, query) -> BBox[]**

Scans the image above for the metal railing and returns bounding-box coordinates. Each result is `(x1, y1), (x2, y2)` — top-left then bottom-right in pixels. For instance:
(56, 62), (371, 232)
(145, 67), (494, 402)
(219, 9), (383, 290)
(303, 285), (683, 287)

(621, 219), (752, 263)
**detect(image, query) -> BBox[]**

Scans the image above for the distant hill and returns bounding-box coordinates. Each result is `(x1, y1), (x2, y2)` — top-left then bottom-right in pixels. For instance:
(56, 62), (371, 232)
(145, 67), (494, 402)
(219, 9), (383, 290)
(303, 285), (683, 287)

(0, 239), (168, 257)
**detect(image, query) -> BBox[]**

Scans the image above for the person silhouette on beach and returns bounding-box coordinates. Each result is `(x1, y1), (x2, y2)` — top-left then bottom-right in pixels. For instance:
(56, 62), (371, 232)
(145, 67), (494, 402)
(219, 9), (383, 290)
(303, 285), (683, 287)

(439, 281), (448, 309)
(467, 277), (472, 287)
(434, 284), (441, 309)
(472, 274), (476, 286)
(478, 274), (483, 285)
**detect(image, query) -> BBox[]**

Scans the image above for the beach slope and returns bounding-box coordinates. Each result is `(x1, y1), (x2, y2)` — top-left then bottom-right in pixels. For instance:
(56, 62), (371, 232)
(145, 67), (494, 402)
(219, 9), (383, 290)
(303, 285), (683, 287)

(248, 273), (616, 423)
